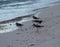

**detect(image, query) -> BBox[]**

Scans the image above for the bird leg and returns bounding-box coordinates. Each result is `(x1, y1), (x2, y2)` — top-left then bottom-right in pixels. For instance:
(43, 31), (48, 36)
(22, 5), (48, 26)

(36, 27), (39, 33)
(20, 27), (23, 31)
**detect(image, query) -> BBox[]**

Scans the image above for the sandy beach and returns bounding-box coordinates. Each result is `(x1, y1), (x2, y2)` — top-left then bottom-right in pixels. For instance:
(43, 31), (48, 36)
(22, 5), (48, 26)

(0, 4), (60, 47)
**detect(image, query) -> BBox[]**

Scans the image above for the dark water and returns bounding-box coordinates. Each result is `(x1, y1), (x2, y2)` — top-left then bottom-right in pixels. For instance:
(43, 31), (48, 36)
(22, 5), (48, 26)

(0, 0), (30, 5)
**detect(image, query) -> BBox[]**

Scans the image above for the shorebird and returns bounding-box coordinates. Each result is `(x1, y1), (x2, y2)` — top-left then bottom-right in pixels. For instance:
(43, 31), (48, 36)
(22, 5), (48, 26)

(32, 20), (43, 24)
(32, 16), (39, 19)
(16, 23), (24, 31)
(32, 24), (44, 28)
(16, 23), (23, 26)
(32, 24), (44, 32)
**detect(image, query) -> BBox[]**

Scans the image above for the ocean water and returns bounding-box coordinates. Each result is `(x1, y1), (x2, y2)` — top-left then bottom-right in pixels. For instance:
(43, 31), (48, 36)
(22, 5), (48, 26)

(0, 0), (60, 22)
(0, 0), (60, 33)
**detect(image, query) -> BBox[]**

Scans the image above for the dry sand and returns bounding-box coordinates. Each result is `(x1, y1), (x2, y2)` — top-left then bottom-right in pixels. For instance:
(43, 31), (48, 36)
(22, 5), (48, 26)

(0, 4), (60, 47)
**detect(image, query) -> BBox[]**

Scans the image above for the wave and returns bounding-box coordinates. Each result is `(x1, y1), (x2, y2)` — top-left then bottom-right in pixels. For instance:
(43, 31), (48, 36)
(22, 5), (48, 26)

(0, 0), (60, 22)
(0, 1), (33, 8)
(0, 13), (34, 24)
(0, 0), (29, 5)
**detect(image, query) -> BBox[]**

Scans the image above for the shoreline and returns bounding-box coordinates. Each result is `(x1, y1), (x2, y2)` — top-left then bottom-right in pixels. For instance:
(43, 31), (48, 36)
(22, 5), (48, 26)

(0, 14), (33, 24)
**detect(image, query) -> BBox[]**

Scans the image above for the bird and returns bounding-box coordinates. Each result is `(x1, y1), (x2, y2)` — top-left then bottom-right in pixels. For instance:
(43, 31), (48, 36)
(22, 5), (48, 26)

(32, 24), (44, 33)
(16, 23), (24, 31)
(16, 23), (23, 27)
(32, 24), (44, 28)
(32, 16), (39, 19)
(32, 20), (43, 24)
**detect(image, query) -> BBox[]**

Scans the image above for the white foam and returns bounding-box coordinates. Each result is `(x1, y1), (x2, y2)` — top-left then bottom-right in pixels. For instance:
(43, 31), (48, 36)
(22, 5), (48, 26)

(0, 17), (33, 33)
